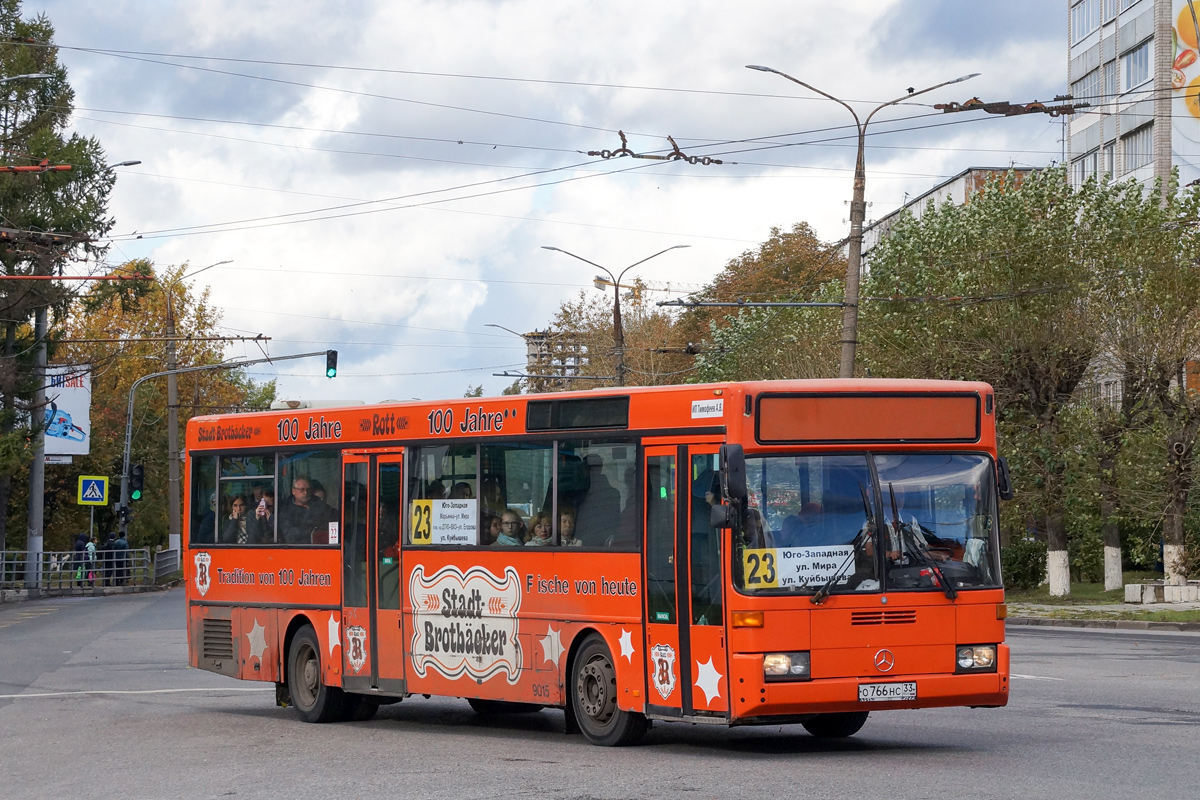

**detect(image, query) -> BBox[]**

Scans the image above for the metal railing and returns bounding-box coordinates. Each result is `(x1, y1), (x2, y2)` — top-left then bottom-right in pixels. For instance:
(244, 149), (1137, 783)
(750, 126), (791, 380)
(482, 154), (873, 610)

(154, 548), (181, 580)
(1, 549), (153, 593)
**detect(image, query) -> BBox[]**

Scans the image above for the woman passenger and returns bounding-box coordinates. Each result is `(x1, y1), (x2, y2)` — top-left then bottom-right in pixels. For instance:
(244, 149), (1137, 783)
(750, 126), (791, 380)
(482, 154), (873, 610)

(526, 512), (553, 546)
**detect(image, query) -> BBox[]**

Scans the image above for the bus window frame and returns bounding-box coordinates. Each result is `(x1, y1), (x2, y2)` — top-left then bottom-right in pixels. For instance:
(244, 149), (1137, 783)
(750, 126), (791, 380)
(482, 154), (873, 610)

(400, 435), (643, 552)
(187, 445), (344, 548)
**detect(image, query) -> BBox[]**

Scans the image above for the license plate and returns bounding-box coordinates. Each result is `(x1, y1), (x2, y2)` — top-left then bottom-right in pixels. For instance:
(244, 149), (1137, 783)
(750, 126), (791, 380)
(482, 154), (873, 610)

(858, 681), (917, 702)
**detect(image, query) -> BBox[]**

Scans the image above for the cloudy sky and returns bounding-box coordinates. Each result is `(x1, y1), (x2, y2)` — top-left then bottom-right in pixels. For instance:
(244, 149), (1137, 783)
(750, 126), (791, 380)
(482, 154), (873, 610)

(36, 0), (1066, 403)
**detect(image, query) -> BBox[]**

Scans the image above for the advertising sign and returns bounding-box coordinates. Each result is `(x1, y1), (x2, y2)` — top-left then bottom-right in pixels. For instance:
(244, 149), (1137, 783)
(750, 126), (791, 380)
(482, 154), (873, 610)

(44, 366), (91, 456)
(1174, 1), (1200, 184)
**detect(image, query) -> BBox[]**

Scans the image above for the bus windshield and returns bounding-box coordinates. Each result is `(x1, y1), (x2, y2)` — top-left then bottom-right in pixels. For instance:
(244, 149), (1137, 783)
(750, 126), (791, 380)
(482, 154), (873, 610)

(734, 453), (1000, 595)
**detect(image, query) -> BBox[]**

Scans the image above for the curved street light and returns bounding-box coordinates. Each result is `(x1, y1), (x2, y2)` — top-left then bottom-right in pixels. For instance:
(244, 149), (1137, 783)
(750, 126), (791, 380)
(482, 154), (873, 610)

(746, 65), (979, 378)
(541, 245), (689, 386)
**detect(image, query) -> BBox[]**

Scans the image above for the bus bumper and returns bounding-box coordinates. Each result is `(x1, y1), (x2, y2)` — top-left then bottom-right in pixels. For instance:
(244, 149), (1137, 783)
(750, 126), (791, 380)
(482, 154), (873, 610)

(729, 646), (1010, 721)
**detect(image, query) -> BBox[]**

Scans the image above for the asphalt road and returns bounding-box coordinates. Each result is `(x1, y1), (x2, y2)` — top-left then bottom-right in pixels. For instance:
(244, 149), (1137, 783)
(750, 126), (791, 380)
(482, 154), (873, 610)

(2, 589), (1197, 800)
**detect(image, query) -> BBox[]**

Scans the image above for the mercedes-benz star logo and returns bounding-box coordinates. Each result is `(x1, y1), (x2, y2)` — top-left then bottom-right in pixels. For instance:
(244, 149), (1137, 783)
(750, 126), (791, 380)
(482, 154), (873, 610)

(874, 649), (895, 672)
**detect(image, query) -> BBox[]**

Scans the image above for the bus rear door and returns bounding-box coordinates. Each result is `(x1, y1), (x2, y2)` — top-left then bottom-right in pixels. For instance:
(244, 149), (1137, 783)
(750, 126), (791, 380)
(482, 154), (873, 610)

(341, 451), (406, 694)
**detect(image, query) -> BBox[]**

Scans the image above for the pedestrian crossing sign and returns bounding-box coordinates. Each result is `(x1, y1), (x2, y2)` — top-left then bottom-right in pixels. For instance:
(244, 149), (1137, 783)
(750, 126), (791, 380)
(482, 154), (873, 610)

(78, 476), (108, 506)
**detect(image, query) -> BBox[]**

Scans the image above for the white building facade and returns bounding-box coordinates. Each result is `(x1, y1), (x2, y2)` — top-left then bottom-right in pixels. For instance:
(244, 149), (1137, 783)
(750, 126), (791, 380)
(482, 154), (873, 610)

(1067, 0), (1200, 187)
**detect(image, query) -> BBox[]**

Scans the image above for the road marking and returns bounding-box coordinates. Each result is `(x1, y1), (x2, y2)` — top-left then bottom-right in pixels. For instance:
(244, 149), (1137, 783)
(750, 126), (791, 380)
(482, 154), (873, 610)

(1011, 673), (1065, 681)
(0, 687), (273, 699)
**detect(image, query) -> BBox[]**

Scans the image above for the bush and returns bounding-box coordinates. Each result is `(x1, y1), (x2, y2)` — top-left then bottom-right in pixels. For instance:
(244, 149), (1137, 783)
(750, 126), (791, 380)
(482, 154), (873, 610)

(1001, 538), (1047, 590)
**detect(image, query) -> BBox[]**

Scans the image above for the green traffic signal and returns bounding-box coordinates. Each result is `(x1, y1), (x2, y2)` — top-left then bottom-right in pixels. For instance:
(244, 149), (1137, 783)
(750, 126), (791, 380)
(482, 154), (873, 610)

(129, 463), (145, 502)
(325, 349), (338, 378)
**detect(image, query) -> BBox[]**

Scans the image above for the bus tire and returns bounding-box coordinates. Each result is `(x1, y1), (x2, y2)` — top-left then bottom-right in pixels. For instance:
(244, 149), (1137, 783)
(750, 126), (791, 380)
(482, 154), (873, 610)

(287, 625), (345, 723)
(801, 711), (869, 738)
(342, 695), (379, 721)
(467, 698), (543, 715)
(570, 634), (648, 746)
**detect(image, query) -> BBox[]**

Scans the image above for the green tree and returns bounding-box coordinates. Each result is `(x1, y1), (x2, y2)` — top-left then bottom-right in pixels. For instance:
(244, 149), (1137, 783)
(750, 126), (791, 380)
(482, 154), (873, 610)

(0, 2), (118, 552)
(863, 169), (1099, 595)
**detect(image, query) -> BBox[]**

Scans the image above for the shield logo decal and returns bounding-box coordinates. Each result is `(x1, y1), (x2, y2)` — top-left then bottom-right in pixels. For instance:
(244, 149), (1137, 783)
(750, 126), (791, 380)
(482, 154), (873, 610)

(651, 643), (677, 700)
(347, 626), (368, 673)
(193, 552), (211, 597)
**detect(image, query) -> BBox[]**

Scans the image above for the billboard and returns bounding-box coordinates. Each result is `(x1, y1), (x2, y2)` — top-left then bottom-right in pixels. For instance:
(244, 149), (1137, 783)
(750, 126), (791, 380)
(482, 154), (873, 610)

(43, 365), (91, 456)
(1174, 1), (1200, 185)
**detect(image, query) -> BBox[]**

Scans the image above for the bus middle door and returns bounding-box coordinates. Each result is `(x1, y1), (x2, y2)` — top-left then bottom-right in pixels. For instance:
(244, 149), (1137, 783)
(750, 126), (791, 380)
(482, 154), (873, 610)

(341, 451), (406, 694)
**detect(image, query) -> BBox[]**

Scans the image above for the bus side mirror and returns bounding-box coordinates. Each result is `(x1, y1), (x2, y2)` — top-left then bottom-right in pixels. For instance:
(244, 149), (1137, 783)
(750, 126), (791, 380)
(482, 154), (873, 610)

(719, 443), (747, 503)
(997, 456), (1015, 501)
(711, 503), (734, 529)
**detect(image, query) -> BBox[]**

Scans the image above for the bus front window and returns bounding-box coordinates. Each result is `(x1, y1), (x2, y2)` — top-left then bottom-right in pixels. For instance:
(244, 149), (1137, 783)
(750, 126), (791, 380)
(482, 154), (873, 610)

(873, 454), (1000, 591)
(735, 455), (879, 595)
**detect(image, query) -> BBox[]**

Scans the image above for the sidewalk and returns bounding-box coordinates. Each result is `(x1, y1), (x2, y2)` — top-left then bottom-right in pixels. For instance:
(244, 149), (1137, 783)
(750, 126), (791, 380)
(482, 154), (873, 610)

(1009, 600), (1200, 632)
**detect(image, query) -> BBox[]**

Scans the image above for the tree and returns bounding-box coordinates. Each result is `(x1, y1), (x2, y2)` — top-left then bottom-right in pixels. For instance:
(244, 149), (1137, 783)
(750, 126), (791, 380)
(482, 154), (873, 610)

(863, 169), (1100, 596)
(685, 222), (846, 381)
(13, 261), (275, 550)
(0, 3), (117, 552)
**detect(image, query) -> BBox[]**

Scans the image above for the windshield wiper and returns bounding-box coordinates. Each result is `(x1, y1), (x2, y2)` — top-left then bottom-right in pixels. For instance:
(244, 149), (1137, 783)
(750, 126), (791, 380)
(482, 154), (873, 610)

(888, 482), (956, 600)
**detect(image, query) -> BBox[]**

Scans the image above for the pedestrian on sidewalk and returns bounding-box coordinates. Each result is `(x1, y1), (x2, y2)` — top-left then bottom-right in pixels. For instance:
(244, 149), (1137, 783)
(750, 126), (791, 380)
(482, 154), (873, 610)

(101, 532), (116, 586)
(113, 531), (130, 585)
(86, 535), (98, 587)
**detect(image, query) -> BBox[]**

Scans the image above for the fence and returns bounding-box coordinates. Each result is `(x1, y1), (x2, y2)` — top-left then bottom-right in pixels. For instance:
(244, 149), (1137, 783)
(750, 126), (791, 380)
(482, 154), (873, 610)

(0, 549), (154, 593)
(154, 548), (181, 580)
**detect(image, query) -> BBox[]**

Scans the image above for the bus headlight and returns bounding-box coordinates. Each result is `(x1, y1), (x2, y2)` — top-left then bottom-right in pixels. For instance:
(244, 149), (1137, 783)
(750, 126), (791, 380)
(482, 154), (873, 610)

(956, 645), (997, 672)
(763, 652), (810, 681)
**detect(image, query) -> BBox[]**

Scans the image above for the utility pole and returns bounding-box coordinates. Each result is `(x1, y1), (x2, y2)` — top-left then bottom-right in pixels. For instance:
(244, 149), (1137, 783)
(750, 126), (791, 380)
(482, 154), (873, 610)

(747, 65), (979, 379)
(541, 245), (690, 387)
(25, 305), (46, 593)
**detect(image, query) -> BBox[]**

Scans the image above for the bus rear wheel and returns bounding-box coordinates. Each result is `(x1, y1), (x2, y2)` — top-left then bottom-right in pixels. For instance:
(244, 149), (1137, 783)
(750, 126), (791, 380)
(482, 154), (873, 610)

(571, 634), (648, 746)
(287, 625), (345, 723)
(801, 711), (869, 738)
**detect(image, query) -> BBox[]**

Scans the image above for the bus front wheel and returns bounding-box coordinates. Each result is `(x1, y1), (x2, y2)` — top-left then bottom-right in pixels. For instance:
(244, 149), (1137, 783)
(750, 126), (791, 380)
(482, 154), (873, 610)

(570, 634), (648, 746)
(287, 625), (346, 723)
(801, 711), (869, 738)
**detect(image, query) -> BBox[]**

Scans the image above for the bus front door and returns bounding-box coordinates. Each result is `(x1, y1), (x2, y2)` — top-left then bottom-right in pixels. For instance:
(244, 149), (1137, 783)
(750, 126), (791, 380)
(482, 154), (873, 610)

(642, 444), (729, 718)
(341, 452), (406, 694)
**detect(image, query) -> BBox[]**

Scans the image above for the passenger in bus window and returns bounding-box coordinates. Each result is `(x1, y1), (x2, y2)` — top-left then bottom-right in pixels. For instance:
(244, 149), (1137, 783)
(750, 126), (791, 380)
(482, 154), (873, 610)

(478, 513), (501, 545)
(496, 511), (525, 546)
(480, 477), (504, 516)
(221, 496), (251, 544)
(280, 478), (334, 544)
(250, 489), (275, 543)
(559, 506), (581, 547)
(448, 481), (474, 499)
(573, 454), (622, 546)
(194, 493), (217, 544)
(526, 512), (552, 546)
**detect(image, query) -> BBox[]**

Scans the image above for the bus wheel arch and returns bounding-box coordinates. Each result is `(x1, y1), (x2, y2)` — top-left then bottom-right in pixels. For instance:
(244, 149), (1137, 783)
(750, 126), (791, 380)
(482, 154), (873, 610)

(279, 613), (317, 696)
(567, 632), (649, 746)
(284, 620), (347, 723)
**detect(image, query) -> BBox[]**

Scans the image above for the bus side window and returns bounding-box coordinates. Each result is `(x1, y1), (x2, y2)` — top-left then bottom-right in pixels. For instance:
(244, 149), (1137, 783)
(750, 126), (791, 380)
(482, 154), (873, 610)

(559, 440), (638, 549)
(190, 456), (217, 545)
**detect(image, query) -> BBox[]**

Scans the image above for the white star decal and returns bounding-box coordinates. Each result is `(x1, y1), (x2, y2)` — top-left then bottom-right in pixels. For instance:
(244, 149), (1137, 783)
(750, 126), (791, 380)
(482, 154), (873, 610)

(694, 656), (723, 705)
(327, 613), (340, 657)
(538, 625), (563, 667)
(618, 628), (635, 662)
(245, 619), (268, 662)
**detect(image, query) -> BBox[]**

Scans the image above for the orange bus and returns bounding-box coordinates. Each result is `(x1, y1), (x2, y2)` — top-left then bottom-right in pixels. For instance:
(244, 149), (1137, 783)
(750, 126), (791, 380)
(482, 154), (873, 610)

(184, 379), (1010, 745)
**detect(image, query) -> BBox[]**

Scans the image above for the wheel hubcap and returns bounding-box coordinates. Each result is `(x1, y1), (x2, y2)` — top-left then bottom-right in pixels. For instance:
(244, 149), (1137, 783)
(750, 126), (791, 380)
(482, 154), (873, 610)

(577, 654), (616, 725)
(296, 644), (319, 706)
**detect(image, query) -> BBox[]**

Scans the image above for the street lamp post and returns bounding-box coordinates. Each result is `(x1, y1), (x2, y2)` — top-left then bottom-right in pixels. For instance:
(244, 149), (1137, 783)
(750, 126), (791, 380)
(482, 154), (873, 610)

(541, 245), (689, 386)
(164, 260), (230, 552)
(746, 65), (978, 379)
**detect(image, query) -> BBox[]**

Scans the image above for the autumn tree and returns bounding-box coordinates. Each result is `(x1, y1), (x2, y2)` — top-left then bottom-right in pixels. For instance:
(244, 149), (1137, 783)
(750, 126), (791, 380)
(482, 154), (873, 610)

(14, 261), (275, 550)
(0, 3), (117, 551)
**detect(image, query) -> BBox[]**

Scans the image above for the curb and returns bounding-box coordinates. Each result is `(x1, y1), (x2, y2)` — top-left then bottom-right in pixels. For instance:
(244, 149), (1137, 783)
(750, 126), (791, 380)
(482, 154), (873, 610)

(0, 581), (178, 605)
(1008, 615), (1200, 632)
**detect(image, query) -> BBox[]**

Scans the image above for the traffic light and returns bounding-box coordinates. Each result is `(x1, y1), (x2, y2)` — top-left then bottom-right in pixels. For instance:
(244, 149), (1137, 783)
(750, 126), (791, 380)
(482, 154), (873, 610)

(129, 464), (145, 501)
(325, 349), (338, 378)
